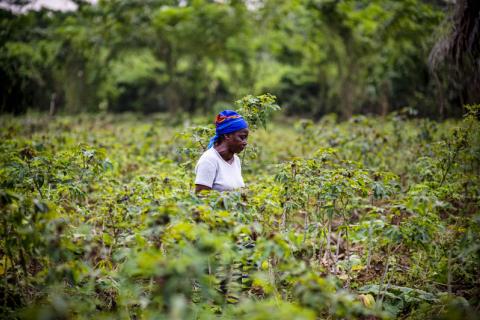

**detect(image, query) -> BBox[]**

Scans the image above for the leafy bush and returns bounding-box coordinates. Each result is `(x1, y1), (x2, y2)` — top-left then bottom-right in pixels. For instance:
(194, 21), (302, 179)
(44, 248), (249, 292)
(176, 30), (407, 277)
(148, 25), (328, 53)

(0, 105), (478, 319)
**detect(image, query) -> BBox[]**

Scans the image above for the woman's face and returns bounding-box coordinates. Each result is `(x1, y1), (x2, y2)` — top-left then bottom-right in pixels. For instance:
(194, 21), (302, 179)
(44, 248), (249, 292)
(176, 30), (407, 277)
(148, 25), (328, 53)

(226, 128), (249, 153)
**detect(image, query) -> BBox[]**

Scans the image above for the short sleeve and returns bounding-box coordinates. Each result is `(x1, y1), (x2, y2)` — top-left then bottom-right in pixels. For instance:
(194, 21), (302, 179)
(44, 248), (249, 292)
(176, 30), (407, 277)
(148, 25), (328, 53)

(195, 158), (217, 188)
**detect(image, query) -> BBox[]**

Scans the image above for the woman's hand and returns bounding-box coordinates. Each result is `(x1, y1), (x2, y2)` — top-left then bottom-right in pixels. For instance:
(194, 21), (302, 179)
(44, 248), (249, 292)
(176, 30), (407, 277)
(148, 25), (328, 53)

(195, 184), (212, 194)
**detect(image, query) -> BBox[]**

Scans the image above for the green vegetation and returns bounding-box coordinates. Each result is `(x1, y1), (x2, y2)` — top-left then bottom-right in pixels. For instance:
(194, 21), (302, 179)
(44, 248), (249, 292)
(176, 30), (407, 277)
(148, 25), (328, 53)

(3, 0), (473, 118)
(1, 101), (479, 319)
(1, 0), (479, 318)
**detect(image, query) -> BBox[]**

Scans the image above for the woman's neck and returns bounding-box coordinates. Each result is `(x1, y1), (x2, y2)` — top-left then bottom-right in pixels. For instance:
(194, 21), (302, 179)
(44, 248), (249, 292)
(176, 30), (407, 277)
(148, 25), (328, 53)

(214, 144), (234, 163)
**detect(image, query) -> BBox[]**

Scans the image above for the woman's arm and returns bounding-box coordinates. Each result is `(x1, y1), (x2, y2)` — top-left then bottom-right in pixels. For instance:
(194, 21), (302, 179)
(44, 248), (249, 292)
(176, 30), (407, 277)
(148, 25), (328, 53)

(195, 157), (216, 193)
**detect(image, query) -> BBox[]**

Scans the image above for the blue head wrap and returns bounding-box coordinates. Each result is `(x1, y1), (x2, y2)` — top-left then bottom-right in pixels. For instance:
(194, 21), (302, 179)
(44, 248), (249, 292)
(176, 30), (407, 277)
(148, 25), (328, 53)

(207, 110), (248, 148)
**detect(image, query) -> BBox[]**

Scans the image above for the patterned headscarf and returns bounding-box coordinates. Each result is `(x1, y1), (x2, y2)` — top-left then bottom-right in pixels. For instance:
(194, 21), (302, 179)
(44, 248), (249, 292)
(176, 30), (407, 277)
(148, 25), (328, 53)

(208, 110), (248, 148)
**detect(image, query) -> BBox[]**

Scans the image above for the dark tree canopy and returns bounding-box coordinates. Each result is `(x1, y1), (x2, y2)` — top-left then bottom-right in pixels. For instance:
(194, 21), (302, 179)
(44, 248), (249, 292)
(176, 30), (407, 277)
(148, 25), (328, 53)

(0, 0), (476, 118)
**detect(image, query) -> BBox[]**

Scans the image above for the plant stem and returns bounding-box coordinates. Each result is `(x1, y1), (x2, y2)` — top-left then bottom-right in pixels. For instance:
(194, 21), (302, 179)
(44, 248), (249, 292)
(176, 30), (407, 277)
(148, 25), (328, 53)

(366, 223), (373, 269)
(302, 210), (308, 245)
(326, 213), (332, 273)
(334, 230), (342, 276)
(343, 213), (351, 288)
(447, 249), (452, 294)
(281, 205), (287, 231)
(377, 244), (391, 309)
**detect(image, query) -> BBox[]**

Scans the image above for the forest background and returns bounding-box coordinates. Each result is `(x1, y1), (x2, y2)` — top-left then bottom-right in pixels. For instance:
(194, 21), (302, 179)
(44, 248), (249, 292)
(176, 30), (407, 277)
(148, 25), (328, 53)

(1, 0), (479, 118)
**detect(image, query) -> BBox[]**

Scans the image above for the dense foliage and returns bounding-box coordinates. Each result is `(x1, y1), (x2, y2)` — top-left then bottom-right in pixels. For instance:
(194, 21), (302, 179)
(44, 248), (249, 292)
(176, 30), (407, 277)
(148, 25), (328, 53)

(2, 0), (470, 118)
(1, 99), (479, 319)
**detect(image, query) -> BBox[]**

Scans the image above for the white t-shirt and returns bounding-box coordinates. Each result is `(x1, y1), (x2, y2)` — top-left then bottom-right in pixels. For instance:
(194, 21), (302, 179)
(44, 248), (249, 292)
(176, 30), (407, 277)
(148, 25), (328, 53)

(195, 148), (245, 192)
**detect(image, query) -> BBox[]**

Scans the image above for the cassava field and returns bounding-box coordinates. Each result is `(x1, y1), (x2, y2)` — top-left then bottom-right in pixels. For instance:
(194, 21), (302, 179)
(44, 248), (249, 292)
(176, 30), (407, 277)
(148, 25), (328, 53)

(1, 103), (479, 319)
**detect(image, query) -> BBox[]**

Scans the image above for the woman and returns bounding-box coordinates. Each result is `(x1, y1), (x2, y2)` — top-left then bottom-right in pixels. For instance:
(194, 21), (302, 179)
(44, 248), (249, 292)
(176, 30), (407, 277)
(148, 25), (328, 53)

(195, 110), (249, 193)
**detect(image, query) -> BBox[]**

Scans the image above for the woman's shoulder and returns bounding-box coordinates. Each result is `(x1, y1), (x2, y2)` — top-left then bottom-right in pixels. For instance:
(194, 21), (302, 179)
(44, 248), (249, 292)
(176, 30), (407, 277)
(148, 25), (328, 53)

(195, 149), (219, 173)
(198, 148), (218, 163)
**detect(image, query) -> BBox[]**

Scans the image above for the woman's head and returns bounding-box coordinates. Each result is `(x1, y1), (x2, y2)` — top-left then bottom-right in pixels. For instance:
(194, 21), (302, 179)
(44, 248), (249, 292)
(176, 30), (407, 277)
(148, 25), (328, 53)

(208, 110), (249, 151)
(218, 128), (249, 153)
